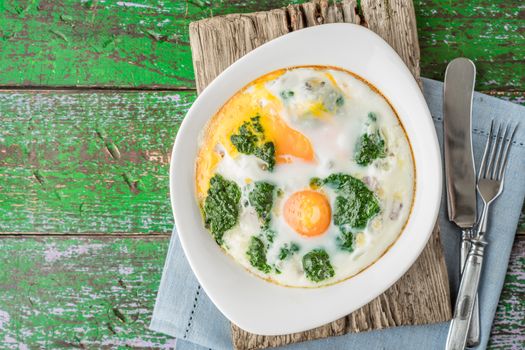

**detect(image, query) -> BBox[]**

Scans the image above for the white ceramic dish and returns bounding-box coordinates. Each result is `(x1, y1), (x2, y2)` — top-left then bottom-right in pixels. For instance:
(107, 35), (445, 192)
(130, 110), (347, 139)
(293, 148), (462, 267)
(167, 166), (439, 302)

(169, 23), (441, 335)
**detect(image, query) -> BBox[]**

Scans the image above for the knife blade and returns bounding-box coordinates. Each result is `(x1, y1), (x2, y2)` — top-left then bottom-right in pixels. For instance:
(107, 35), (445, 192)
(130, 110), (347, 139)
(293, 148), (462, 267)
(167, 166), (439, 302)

(444, 57), (477, 228)
(444, 57), (479, 347)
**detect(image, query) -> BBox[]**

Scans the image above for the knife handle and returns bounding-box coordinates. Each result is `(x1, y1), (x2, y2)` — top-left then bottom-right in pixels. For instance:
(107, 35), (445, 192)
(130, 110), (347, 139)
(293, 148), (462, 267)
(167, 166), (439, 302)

(460, 230), (471, 270)
(447, 238), (486, 350)
(461, 230), (481, 347)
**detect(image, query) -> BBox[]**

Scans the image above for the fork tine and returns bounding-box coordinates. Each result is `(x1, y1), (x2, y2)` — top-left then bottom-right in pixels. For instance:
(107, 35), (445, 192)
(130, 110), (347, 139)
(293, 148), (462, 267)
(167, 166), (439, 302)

(485, 122), (502, 179)
(491, 122), (510, 179)
(497, 123), (519, 180)
(479, 120), (494, 180)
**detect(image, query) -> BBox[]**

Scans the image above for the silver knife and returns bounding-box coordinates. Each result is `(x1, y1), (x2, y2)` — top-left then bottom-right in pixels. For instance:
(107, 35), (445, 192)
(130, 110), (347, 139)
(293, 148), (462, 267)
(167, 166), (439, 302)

(443, 57), (479, 347)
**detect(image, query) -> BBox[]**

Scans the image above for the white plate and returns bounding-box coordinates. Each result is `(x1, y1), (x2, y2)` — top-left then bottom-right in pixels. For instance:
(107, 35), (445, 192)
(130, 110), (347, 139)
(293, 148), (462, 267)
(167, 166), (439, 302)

(169, 23), (442, 335)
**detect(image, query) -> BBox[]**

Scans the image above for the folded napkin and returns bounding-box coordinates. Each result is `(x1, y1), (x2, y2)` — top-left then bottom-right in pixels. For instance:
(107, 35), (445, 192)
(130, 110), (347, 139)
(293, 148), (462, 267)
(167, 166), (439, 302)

(150, 78), (525, 350)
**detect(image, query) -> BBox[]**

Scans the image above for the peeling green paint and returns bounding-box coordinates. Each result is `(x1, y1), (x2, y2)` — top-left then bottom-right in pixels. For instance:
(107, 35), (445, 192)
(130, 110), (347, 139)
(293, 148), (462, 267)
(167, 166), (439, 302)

(0, 90), (522, 235)
(0, 0), (522, 90)
(0, 0), (523, 349)
(0, 236), (174, 348)
(0, 0), (308, 88)
(0, 236), (522, 348)
(0, 91), (195, 233)
(488, 238), (525, 349)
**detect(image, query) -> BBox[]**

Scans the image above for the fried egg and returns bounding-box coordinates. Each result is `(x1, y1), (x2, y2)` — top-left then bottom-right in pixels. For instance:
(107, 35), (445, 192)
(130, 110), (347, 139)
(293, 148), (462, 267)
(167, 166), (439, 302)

(195, 66), (415, 287)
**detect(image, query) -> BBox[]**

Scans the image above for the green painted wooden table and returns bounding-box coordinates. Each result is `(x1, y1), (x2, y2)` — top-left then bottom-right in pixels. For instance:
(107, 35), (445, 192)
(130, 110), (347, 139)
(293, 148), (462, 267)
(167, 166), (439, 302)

(0, 0), (523, 348)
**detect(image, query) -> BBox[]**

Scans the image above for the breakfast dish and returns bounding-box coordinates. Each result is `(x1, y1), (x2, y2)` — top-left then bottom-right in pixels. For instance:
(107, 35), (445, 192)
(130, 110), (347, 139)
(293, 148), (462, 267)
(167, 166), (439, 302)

(195, 66), (415, 287)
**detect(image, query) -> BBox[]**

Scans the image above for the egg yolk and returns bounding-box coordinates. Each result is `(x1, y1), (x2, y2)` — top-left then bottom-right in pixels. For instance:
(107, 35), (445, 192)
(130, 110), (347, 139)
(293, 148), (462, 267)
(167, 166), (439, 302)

(259, 114), (315, 164)
(284, 190), (331, 237)
(195, 70), (317, 200)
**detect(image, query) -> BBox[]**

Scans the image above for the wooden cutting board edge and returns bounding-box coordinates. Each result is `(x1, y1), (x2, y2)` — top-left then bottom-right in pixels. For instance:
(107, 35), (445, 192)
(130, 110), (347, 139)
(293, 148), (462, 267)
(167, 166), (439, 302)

(188, 1), (451, 349)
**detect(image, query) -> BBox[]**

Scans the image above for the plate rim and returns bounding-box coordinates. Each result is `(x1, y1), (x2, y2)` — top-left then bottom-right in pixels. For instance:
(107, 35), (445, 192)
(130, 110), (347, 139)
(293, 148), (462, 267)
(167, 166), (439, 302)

(169, 23), (442, 335)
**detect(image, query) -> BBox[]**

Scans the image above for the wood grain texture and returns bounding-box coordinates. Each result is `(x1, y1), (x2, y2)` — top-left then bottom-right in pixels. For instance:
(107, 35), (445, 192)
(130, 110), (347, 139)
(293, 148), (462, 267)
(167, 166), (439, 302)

(0, 236), (174, 349)
(0, 235), (522, 349)
(0, 0), (309, 88)
(0, 0), (522, 348)
(0, 0), (523, 92)
(362, 0), (420, 82)
(415, 0), (525, 92)
(189, 1), (451, 348)
(0, 90), (194, 234)
(0, 90), (521, 236)
(190, 0), (360, 94)
(488, 237), (525, 350)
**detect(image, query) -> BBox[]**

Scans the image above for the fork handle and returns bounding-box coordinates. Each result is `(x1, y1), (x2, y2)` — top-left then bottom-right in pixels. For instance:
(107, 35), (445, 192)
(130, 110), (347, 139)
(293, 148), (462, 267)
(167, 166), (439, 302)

(461, 230), (481, 347)
(446, 238), (487, 350)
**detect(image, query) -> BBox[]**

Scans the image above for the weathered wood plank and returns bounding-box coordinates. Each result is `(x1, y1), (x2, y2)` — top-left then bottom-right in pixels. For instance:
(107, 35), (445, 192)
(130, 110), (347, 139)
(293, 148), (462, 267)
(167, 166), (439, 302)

(0, 89), (522, 236)
(189, 1), (452, 348)
(0, 90), (194, 234)
(415, 0), (525, 91)
(0, 236), (174, 349)
(0, 0), (522, 91)
(190, 0), (361, 93)
(361, 0), (421, 82)
(0, 235), (522, 349)
(0, 0), (309, 89)
(0, 1), (522, 349)
(488, 237), (525, 349)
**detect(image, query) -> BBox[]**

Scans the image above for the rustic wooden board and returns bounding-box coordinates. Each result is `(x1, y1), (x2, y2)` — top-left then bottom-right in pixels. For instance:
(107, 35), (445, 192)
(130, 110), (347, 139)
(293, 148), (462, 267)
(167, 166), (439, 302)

(362, 0), (420, 81)
(189, 1), (451, 348)
(190, 0), (421, 93)
(0, 0), (522, 91)
(230, 229), (451, 349)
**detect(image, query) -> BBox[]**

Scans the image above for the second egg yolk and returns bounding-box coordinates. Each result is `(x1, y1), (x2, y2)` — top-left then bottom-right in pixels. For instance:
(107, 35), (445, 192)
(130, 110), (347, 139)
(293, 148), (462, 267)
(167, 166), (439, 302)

(284, 190), (331, 237)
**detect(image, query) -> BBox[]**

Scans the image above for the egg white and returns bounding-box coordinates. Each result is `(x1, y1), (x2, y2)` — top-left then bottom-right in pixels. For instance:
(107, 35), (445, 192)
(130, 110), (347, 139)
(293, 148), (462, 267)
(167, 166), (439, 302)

(207, 67), (414, 287)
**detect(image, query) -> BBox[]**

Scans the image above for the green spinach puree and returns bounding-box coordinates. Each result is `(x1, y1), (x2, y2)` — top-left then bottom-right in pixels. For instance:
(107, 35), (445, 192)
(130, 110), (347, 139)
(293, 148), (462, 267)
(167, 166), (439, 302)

(354, 113), (386, 166)
(203, 174), (241, 245)
(248, 181), (276, 229)
(230, 116), (276, 171)
(302, 249), (335, 282)
(247, 236), (272, 273)
(312, 173), (380, 252)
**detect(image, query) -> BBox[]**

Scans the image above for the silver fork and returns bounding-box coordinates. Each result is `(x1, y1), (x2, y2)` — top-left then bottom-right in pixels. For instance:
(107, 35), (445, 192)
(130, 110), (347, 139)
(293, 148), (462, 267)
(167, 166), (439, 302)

(446, 120), (519, 350)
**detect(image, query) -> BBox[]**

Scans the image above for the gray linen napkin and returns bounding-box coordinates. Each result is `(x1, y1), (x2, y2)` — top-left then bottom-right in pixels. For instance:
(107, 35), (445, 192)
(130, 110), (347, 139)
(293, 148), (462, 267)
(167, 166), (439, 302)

(150, 78), (525, 350)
